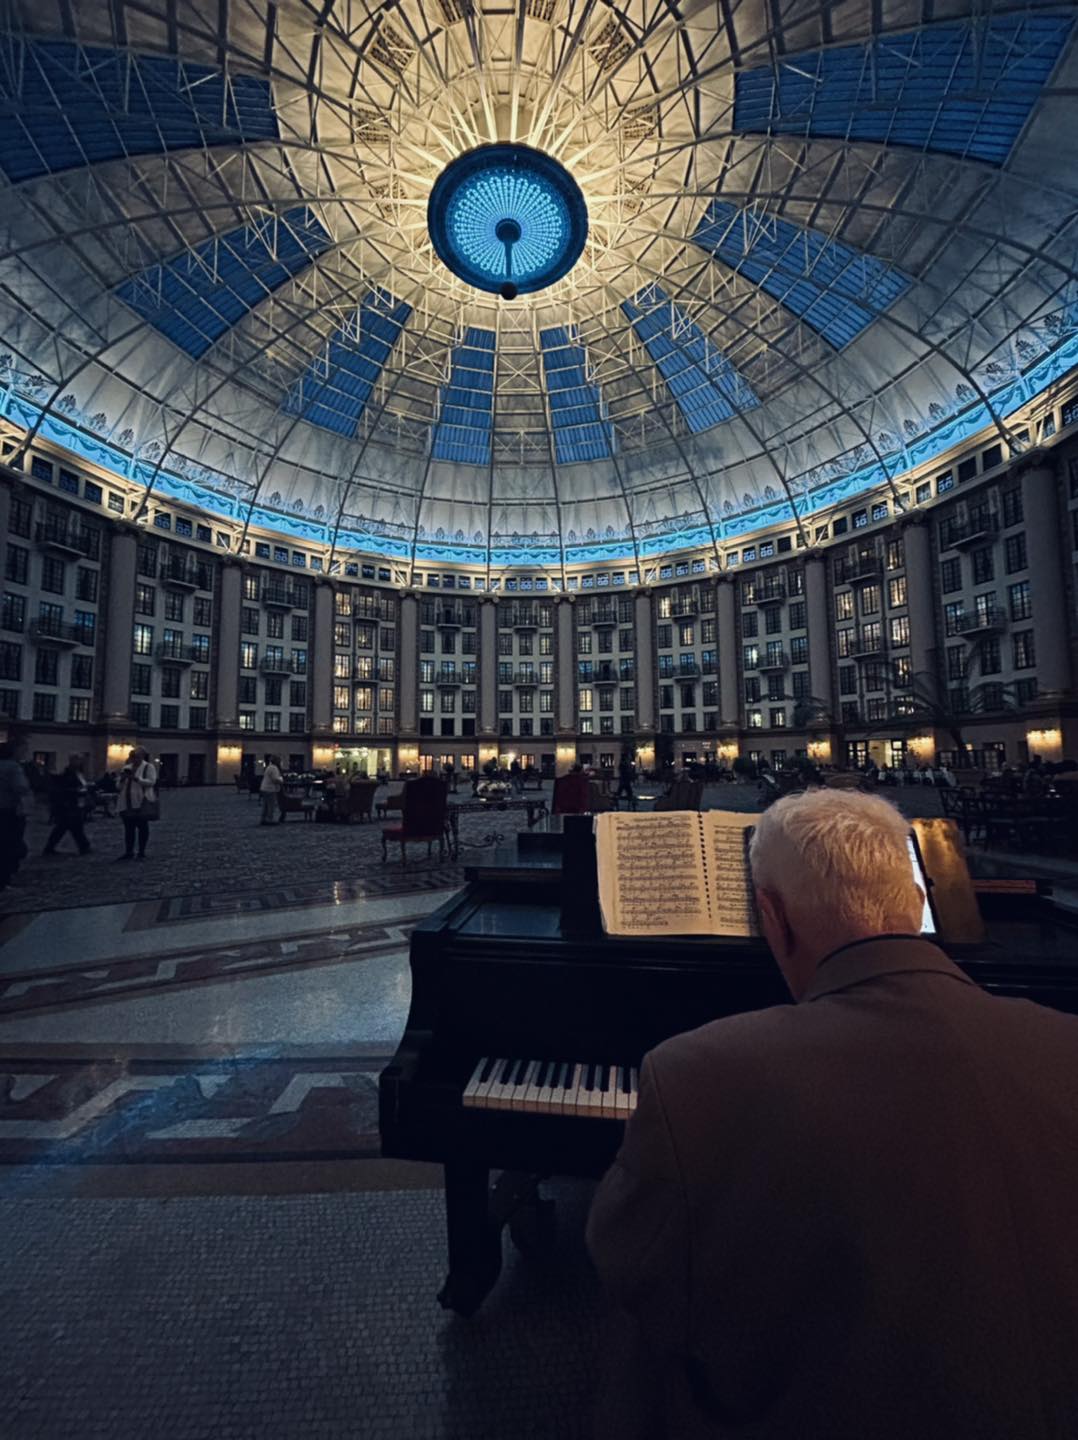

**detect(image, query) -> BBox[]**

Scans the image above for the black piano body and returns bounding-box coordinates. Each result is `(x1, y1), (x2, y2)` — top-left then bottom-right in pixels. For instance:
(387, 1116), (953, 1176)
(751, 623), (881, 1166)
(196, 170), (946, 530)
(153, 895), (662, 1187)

(379, 847), (1078, 1315)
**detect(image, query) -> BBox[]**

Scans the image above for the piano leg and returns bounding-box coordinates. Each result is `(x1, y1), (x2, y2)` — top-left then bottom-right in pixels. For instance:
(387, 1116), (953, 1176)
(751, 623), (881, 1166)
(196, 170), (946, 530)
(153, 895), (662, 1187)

(437, 1161), (503, 1317)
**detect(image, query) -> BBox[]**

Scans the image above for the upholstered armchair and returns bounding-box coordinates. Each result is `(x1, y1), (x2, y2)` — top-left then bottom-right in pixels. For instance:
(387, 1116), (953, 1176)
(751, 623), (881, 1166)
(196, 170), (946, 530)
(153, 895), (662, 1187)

(381, 776), (449, 864)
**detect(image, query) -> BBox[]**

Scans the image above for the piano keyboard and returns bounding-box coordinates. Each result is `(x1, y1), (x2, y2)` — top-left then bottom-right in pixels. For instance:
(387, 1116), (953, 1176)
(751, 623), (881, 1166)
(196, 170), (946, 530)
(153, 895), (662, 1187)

(462, 1057), (639, 1118)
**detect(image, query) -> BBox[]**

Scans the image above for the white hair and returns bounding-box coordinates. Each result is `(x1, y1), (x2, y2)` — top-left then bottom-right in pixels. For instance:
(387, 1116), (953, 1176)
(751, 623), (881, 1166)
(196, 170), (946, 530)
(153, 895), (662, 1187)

(749, 789), (921, 933)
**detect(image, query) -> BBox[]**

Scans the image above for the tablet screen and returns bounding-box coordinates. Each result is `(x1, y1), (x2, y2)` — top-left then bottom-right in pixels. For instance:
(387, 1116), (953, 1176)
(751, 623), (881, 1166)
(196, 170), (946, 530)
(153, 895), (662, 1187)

(908, 835), (936, 935)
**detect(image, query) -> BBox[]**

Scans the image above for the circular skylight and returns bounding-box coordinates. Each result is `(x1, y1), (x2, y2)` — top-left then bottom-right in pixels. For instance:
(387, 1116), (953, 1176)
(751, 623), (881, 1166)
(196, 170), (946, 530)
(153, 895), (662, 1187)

(427, 144), (588, 298)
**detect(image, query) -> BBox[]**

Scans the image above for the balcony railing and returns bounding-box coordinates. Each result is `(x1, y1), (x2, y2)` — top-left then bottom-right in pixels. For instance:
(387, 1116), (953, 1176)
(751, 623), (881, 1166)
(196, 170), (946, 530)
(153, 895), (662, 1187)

(161, 558), (210, 591)
(511, 670), (540, 686)
(668, 598), (699, 618)
(426, 605), (473, 628)
(499, 607), (549, 629)
(841, 554), (882, 583)
(435, 668), (464, 686)
(259, 654), (292, 674)
(944, 514), (999, 550)
(755, 581), (787, 603)
(952, 606), (1007, 636)
(155, 642), (199, 665)
(756, 651), (788, 672)
(35, 522), (92, 557)
(29, 618), (90, 647)
(851, 631), (885, 658)
(261, 585), (304, 609)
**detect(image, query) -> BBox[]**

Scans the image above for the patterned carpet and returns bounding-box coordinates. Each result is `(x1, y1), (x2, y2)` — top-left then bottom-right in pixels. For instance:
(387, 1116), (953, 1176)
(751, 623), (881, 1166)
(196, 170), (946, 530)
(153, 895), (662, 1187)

(2, 785), (543, 913)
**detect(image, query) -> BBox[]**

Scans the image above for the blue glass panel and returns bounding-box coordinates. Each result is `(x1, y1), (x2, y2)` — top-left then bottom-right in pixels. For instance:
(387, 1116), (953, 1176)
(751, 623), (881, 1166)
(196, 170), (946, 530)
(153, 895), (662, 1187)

(0, 40), (278, 182)
(694, 201), (908, 348)
(539, 325), (613, 463)
(115, 207), (332, 358)
(621, 284), (758, 433)
(284, 289), (411, 438)
(432, 327), (496, 466)
(733, 16), (1072, 165)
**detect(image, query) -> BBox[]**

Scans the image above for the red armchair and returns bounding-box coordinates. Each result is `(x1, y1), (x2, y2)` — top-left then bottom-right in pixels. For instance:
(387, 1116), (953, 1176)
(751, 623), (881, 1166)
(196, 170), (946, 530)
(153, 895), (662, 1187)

(381, 776), (449, 865)
(552, 772), (591, 815)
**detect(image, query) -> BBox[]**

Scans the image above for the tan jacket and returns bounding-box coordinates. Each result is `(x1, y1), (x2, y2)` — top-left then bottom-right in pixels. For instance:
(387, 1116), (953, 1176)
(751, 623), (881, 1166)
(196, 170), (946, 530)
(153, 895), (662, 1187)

(587, 936), (1078, 1440)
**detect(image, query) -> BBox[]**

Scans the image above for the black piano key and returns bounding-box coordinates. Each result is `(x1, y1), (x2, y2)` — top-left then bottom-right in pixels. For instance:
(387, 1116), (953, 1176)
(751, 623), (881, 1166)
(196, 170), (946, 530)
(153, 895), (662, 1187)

(598, 1063), (610, 1092)
(512, 1058), (530, 1087)
(500, 1057), (516, 1085)
(582, 1063), (595, 1092)
(479, 1056), (497, 1085)
(620, 1065), (632, 1094)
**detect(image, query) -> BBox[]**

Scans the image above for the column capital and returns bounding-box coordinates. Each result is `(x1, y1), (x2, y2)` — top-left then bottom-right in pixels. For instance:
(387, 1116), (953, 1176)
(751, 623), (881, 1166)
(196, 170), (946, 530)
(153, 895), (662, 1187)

(803, 548), (829, 565)
(898, 512), (930, 532)
(1012, 446), (1056, 480)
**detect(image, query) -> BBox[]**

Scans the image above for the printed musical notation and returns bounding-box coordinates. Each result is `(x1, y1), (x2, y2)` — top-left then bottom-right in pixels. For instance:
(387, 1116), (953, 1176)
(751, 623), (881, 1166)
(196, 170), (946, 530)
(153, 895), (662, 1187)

(708, 818), (759, 936)
(608, 813), (710, 935)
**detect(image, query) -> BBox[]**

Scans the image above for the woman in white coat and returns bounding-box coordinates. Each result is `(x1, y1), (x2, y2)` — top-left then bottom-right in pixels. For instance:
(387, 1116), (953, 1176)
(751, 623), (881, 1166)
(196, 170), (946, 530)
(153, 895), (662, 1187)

(117, 746), (158, 860)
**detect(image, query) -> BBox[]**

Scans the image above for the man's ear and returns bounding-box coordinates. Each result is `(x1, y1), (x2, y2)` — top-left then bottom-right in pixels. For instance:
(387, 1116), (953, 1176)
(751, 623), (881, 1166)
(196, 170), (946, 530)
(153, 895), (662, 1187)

(756, 887), (793, 957)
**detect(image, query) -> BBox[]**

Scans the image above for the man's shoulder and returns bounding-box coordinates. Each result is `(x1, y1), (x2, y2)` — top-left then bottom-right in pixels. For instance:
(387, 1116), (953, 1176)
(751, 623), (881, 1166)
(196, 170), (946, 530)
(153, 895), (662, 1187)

(648, 1004), (804, 1085)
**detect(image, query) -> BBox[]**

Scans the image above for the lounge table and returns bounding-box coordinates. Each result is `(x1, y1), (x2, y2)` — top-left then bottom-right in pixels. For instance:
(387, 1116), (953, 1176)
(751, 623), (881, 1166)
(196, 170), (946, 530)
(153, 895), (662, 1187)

(444, 796), (549, 860)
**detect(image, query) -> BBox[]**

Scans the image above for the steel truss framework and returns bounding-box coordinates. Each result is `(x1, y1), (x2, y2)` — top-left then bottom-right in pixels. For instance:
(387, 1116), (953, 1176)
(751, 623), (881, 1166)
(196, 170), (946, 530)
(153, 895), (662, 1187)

(0, 0), (1075, 571)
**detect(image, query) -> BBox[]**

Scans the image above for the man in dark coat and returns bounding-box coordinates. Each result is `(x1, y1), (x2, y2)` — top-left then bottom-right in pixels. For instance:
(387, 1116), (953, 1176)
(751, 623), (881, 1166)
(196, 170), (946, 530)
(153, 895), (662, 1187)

(588, 790), (1078, 1440)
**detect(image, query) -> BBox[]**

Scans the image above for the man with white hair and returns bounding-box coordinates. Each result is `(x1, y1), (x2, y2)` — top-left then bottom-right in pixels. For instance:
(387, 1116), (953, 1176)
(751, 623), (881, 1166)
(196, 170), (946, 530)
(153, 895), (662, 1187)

(587, 788), (1078, 1440)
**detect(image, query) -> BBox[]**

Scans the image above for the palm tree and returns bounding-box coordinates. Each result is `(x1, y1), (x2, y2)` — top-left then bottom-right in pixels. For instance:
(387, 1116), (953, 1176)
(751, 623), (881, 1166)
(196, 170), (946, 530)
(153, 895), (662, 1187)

(898, 669), (1023, 767)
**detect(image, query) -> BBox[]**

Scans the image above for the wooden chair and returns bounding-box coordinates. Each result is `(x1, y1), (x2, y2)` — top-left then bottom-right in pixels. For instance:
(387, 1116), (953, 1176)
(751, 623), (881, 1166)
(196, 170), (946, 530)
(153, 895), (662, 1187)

(552, 772), (591, 815)
(381, 777), (449, 865)
(655, 778), (704, 811)
(346, 780), (377, 823)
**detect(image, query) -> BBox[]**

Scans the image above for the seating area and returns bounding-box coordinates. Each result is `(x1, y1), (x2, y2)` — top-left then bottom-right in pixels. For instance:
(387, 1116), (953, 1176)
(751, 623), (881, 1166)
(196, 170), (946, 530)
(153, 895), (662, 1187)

(940, 776), (1078, 853)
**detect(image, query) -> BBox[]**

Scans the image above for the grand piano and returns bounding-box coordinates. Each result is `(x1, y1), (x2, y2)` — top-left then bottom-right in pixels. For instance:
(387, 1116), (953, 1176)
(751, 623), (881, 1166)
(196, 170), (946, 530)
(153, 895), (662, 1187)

(379, 816), (1078, 1315)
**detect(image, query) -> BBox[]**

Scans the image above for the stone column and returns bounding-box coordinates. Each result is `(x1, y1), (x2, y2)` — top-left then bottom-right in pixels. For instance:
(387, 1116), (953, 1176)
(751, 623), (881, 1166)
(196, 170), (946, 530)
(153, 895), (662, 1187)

(556, 596), (575, 734)
(634, 591), (655, 734)
(213, 561), (242, 728)
(716, 576), (739, 726)
(479, 598), (497, 737)
(1021, 460), (1071, 696)
(804, 554), (834, 718)
(311, 579), (335, 734)
(102, 526), (138, 720)
(901, 518), (935, 684)
(397, 590), (419, 735)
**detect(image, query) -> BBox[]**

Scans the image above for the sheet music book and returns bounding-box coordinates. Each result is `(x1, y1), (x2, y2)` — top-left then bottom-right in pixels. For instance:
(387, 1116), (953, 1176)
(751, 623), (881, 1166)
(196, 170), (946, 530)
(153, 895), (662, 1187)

(594, 811), (759, 938)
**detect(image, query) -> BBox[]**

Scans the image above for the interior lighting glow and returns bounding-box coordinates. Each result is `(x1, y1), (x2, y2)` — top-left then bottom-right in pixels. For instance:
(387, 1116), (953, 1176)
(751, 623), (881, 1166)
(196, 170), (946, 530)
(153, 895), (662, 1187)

(428, 145), (588, 297)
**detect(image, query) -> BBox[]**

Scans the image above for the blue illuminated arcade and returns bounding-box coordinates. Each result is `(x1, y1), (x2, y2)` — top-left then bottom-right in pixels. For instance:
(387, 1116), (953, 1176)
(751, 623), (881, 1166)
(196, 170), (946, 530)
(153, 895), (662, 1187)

(427, 143), (588, 299)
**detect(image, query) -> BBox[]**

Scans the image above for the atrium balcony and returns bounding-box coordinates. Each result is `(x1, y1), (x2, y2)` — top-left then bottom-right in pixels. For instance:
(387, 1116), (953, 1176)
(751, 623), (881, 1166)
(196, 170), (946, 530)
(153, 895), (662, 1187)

(259, 654), (293, 675)
(260, 584), (302, 610)
(34, 522), (92, 559)
(953, 606), (1007, 636)
(851, 632), (886, 658)
(435, 668), (464, 686)
(29, 618), (88, 648)
(944, 514), (999, 550)
(161, 557), (210, 591)
(155, 642), (199, 666)
(841, 553), (882, 584)
(756, 652), (789, 673)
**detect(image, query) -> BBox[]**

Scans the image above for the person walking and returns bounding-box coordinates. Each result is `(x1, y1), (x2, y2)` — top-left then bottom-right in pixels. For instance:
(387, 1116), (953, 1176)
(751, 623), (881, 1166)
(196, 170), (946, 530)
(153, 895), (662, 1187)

(43, 754), (92, 857)
(0, 737), (31, 890)
(259, 755), (283, 825)
(616, 753), (636, 809)
(117, 747), (158, 861)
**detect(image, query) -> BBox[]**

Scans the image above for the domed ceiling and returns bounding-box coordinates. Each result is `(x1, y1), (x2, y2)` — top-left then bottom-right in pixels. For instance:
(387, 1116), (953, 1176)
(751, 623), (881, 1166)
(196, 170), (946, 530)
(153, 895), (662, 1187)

(0, 0), (1076, 571)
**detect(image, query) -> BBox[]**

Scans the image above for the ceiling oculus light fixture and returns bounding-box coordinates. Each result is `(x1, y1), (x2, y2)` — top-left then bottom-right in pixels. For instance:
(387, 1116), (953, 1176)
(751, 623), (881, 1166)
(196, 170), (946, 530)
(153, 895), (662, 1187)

(427, 144), (588, 300)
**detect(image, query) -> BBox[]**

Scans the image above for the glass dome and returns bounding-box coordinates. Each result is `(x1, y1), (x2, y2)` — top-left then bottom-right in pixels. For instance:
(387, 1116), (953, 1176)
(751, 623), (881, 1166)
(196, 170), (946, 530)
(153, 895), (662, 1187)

(428, 144), (588, 299)
(0, 1), (1074, 572)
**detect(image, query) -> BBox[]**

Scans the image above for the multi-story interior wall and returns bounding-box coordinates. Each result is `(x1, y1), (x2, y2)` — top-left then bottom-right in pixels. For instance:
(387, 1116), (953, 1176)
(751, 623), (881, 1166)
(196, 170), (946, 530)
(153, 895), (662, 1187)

(2, 392), (1077, 780)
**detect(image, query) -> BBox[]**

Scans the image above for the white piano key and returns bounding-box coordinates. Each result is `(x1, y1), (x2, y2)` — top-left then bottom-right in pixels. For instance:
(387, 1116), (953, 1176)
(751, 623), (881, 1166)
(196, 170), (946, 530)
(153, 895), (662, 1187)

(484, 1056), (520, 1110)
(614, 1064), (632, 1118)
(511, 1059), (541, 1112)
(560, 1062), (584, 1115)
(539, 1058), (561, 1110)
(583, 1063), (606, 1117)
(523, 1058), (549, 1112)
(462, 1056), (488, 1107)
(600, 1065), (620, 1119)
